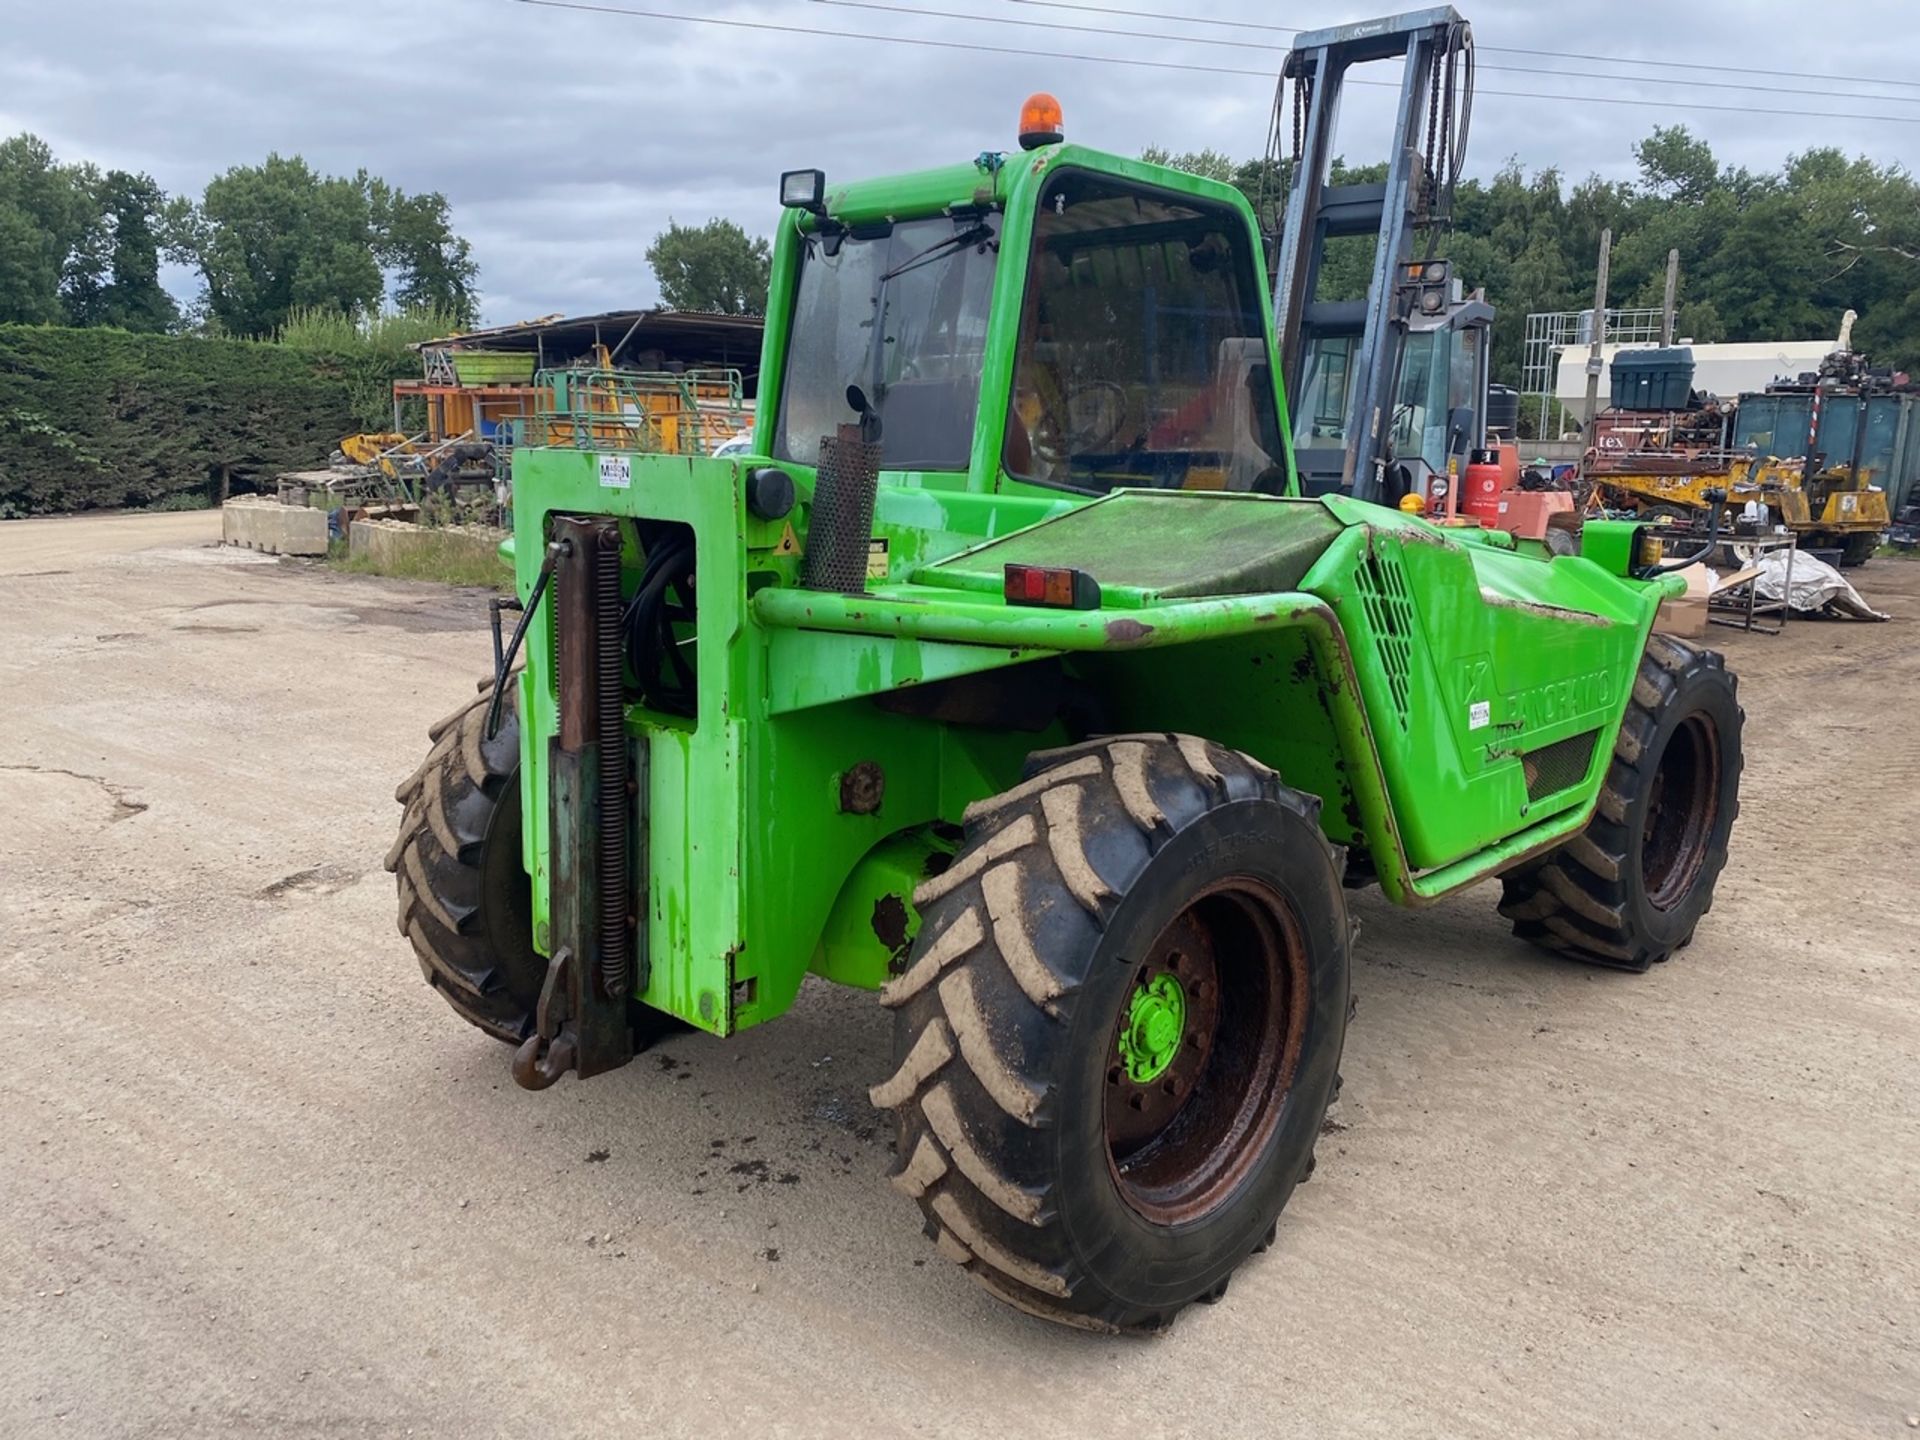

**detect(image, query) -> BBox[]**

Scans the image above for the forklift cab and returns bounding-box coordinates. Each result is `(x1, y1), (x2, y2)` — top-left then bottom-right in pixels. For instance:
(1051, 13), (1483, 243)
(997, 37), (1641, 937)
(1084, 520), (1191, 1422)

(1290, 280), (1493, 501)
(1389, 283), (1494, 502)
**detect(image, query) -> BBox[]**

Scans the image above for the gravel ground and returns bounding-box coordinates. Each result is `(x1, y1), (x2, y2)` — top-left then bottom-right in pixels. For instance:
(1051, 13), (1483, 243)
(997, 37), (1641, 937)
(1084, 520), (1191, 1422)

(3, 510), (1916, 1439)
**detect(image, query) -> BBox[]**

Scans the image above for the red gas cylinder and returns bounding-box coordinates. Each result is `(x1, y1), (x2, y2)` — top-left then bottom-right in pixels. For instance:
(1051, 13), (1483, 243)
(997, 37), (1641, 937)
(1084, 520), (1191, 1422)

(1461, 447), (1506, 524)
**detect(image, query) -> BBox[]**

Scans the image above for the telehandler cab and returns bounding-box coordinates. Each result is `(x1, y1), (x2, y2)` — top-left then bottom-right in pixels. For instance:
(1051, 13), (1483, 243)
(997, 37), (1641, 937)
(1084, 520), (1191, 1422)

(387, 12), (1741, 1331)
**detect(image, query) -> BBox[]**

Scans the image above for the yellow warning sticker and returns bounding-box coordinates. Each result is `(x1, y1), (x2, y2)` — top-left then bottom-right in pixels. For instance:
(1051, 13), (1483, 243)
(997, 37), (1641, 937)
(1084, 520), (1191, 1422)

(866, 537), (890, 581)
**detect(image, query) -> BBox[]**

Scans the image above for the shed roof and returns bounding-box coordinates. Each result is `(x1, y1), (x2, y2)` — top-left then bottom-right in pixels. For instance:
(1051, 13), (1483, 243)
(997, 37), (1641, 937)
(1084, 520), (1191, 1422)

(420, 308), (766, 378)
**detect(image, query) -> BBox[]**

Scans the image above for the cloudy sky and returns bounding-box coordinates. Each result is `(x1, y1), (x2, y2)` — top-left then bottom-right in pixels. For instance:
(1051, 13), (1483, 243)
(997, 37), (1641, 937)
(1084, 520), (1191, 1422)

(7, 0), (1919, 324)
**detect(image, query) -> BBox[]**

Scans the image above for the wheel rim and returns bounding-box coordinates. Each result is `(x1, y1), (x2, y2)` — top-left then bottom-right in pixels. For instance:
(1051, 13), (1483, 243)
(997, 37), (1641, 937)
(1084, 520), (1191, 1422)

(1116, 973), (1188, 1085)
(1641, 712), (1720, 909)
(1104, 877), (1309, 1226)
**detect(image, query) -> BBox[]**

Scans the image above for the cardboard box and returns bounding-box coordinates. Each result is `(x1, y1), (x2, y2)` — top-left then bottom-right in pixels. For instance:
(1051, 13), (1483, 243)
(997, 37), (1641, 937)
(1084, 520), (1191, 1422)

(1652, 562), (1712, 639)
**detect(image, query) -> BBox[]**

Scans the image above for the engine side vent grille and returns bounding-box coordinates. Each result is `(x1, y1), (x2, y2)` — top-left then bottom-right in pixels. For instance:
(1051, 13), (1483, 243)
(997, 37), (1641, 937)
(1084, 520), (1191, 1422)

(1523, 730), (1599, 801)
(1352, 547), (1415, 729)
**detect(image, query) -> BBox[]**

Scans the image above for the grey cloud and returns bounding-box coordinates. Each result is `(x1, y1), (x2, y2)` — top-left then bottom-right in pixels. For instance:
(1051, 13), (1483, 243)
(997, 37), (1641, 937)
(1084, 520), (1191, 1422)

(5, 0), (1914, 323)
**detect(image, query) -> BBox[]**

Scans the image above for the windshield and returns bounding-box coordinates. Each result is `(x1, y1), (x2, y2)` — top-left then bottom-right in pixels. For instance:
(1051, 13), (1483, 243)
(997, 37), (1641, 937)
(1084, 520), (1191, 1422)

(775, 214), (1001, 471)
(1002, 170), (1285, 494)
(1390, 327), (1484, 477)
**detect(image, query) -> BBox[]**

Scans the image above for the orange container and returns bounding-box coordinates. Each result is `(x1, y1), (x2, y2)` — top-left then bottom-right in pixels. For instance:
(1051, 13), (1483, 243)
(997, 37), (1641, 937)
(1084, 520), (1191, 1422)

(1495, 489), (1575, 540)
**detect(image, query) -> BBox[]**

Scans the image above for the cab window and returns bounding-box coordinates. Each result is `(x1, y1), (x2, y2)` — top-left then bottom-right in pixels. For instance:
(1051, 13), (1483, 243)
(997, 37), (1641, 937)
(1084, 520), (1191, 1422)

(1295, 335), (1356, 445)
(1003, 170), (1286, 494)
(776, 214), (1000, 471)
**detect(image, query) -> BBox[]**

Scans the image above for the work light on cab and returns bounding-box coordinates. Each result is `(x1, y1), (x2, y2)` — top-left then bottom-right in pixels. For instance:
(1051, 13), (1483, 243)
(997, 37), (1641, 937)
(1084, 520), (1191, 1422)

(779, 168), (826, 214)
(1019, 92), (1064, 149)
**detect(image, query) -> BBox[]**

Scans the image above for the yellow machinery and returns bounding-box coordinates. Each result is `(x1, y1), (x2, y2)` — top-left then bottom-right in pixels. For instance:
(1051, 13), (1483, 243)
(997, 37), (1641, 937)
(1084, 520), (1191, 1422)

(1595, 454), (1888, 566)
(338, 432), (409, 466)
(1590, 354), (1911, 567)
(384, 341), (751, 460)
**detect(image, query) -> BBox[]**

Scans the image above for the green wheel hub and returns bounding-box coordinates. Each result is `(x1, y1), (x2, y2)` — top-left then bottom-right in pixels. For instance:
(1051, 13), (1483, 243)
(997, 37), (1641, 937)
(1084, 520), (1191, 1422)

(1117, 973), (1187, 1084)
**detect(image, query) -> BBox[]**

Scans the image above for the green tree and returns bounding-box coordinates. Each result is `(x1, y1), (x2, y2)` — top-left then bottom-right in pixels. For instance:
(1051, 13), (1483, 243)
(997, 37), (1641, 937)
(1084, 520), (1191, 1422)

(1136, 124), (1920, 379)
(0, 134), (93, 324)
(1698, 192), (1828, 338)
(64, 170), (178, 332)
(1635, 126), (1720, 204)
(380, 189), (477, 321)
(645, 218), (771, 315)
(1139, 145), (1236, 183)
(0, 135), (176, 331)
(1674, 299), (1725, 344)
(169, 155), (477, 337)
(0, 201), (57, 324)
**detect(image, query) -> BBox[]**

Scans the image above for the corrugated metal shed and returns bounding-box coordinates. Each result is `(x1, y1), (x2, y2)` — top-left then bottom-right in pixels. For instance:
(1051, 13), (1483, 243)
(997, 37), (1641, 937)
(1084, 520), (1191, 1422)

(419, 308), (766, 392)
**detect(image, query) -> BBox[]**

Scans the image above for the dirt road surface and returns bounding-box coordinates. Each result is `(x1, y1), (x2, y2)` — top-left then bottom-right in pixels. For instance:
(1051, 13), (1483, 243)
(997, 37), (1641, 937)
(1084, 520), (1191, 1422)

(3, 511), (1916, 1439)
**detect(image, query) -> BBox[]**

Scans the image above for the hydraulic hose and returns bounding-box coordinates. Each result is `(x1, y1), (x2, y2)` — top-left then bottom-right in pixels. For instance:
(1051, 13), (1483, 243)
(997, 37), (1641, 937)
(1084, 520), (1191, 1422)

(1642, 489), (1729, 576)
(484, 539), (563, 741)
(622, 528), (698, 717)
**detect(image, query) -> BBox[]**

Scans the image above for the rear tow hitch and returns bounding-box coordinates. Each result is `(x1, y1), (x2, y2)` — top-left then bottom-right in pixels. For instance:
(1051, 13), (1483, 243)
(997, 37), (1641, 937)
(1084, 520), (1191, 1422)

(511, 515), (644, 1090)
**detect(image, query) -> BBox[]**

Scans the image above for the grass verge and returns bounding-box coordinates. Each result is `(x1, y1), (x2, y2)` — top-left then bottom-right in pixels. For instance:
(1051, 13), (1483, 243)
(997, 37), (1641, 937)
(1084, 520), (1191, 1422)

(326, 533), (510, 589)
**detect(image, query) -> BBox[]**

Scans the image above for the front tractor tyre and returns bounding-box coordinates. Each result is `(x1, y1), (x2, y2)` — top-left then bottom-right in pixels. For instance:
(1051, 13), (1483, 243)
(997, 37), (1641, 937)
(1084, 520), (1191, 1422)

(870, 734), (1350, 1333)
(1499, 634), (1743, 971)
(386, 681), (546, 1042)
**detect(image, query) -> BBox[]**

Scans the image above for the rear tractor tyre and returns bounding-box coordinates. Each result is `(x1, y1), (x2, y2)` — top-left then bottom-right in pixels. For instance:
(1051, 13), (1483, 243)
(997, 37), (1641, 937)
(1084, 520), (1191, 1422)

(1838, 533), (1878, 568)
(1543, 526), (1579, 558)
(386, 681), (546, 1042)
(870, 734), (1350, 1332)
(1499, 634), (1743, 971)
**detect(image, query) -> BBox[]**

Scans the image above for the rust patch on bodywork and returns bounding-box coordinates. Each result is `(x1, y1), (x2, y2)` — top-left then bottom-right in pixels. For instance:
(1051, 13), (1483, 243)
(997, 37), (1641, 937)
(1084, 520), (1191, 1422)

(1104, 617), (1156, 645)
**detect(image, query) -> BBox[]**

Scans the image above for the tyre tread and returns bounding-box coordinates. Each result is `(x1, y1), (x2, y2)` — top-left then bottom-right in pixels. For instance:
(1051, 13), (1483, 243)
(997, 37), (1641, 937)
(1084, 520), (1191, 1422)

(873, 733), (1338, 1331)
(1499, 638), (1742, 972)
(386, 681), (536, 1039)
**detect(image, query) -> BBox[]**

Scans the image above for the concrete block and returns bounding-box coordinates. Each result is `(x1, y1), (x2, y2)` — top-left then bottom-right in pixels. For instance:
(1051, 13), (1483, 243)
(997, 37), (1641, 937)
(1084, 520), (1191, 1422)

(348, 517), (506, 570)
(221, 497), (328, 556)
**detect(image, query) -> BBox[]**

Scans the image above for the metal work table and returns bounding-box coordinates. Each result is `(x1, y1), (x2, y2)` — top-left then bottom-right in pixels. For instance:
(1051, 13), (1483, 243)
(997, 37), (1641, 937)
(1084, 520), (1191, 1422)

(1706, 531), (1796, 635)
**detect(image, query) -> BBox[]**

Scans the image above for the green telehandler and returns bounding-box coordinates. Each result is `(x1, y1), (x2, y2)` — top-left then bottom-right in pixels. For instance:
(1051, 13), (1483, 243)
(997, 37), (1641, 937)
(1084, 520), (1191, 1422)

(387, 10), (1742, 1332)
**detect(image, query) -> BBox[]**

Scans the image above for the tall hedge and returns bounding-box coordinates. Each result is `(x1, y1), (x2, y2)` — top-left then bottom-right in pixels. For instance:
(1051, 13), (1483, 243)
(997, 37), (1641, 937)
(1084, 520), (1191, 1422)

(0, 324), (359, 516)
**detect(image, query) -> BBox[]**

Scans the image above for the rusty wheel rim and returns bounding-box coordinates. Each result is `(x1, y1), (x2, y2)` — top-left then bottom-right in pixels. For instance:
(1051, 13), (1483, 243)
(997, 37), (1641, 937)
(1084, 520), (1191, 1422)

(1642, 713), (1720, 909)
(1104, 877), (1309, 1226)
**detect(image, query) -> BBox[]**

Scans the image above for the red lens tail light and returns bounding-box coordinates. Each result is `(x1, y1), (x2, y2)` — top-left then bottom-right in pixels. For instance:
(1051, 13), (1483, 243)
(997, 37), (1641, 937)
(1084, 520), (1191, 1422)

(1003, 564), (1100, 610)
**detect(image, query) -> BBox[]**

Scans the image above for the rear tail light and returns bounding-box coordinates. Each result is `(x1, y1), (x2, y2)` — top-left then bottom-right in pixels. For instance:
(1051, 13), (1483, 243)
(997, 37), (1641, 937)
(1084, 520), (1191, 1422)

(1003, 563), (1100, 610)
